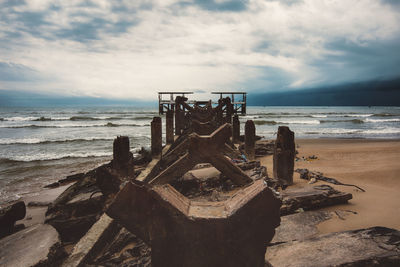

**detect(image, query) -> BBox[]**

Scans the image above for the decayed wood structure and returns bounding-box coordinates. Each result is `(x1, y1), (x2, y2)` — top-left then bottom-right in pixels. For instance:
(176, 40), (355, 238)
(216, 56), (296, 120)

(103, 93), (285, 267)
(57, 93), (369, 267)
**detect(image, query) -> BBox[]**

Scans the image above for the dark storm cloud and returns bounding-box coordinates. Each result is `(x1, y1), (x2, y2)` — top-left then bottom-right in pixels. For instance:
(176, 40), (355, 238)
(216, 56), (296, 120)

(311, 38), (400, 84)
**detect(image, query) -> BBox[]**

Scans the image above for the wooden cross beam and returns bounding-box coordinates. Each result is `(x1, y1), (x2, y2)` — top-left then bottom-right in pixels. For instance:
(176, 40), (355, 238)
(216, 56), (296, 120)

(148, 124), (253, 186)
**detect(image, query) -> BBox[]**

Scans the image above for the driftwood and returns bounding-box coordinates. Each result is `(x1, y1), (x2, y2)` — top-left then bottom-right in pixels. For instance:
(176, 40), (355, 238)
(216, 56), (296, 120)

(295, 168), (366, 192)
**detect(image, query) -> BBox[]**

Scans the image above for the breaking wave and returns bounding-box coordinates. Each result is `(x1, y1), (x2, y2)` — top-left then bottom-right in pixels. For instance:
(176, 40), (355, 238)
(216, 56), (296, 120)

(0, 137), (116, 145)
(0, 151), (113, 162)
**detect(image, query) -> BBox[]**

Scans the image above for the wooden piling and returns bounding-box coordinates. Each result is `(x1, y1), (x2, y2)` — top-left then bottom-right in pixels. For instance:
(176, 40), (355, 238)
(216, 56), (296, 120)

(166, 110), (174, 144)
(151, 116), (162, 156)
(245, 120), (255, 160)
(273, 126), (295, 185)
(232, 115), (240, 143)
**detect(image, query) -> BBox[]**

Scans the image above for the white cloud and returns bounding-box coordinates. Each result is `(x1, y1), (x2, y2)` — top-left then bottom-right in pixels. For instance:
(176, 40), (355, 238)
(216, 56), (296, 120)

(0, 0), (399, 99)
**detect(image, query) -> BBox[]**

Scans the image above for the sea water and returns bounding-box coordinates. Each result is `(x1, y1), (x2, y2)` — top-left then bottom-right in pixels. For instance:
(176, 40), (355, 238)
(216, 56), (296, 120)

(0, 106), (399, 203)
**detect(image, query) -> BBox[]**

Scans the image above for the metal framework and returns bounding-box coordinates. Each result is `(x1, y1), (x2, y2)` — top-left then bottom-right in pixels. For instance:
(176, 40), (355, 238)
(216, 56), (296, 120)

(158, 91), (247, 115)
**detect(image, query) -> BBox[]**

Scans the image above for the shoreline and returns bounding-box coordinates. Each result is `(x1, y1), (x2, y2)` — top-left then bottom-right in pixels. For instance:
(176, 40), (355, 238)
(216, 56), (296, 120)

(17, 137), (400, 234)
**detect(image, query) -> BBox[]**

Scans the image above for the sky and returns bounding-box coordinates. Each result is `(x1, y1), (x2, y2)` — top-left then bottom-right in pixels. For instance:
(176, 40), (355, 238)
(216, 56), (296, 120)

(0, 0), (400, 101)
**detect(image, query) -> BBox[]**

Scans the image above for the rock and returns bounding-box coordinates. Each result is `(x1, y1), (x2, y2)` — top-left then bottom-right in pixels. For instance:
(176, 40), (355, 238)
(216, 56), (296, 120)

(27, 201), (52, 207)
(266, 227), (400, 267)
(0, 224), (66, 267)
(273, 126), (295, 185)
(0, 201), (26, 238)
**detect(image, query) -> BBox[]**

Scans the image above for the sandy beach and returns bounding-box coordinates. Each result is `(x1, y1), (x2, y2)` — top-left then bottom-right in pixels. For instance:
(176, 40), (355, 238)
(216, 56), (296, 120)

(261, 138), (400, 233)
(22, 138), (400, 235)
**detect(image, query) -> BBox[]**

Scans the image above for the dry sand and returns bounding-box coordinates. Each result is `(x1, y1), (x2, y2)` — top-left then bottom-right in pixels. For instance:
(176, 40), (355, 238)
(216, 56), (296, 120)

(260, 138), (400, 233)
(20, 138), (400, 235)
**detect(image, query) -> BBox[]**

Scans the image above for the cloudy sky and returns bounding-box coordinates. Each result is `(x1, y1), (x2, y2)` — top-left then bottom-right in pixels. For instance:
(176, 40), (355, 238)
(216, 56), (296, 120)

(1, 0), (400, 100)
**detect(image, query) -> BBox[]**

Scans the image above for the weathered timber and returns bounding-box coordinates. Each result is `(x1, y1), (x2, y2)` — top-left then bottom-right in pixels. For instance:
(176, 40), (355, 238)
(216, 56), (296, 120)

(112, 136), (135, 177)
(107, 179), (281, 267)
(266, 227), (400, 267)
(232, 114), (240, 143)
(174, 96), (187, 135)
(273, 126), (295, 185)
(85, 223), (150, 266)
(61, 214), (117, 267)
(151, 117), (162, 156)
(0, 201), (26, 238)
(225, 97), (233, 123)
(148, 124), (252, 186)
(280, 185), (353, 216)
(245, 120), (256, 160)
(166, 109), (174, 144)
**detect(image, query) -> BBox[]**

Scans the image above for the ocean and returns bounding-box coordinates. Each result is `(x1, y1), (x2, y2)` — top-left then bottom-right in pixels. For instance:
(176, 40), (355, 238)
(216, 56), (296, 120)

(1, 106), (399, 203)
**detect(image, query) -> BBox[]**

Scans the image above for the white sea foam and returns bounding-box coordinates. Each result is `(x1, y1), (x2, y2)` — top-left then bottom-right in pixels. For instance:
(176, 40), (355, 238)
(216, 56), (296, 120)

(311, 115), (327, 118)
(275, 119), (320, 125)
(9, 151), (113, 162)
(0, 137), (115, 145)
(334, 114), (374, 117)
(365, 118), (400, 123)
(3, 116), (39, 121)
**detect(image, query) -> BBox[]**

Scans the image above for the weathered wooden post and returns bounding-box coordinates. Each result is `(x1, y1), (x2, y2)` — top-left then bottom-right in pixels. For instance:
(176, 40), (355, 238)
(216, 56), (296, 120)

(112, 136), (131, 169)
(273, 126), (295, 185)
(225, 97), (233, 124)
(232, 114), (240, 143)
(166, 110), (174, 144)
(245, 120), (255, 160)
(151, 116), (162, 156)
(175, 97), (185, 135)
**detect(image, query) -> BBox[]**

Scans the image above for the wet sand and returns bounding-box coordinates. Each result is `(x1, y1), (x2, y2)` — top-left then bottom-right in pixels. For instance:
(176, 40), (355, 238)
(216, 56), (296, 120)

(260, 138), (400, 233)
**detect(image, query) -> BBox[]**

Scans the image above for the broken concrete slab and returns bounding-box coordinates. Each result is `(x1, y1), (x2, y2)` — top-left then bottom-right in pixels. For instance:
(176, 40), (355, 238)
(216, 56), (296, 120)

(280, 185), (352, 216)
(107, 179), (281, 267)
(266, 227), (400, 267)
(272, 210), (332, 244)
(0, 224), (65, 267)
